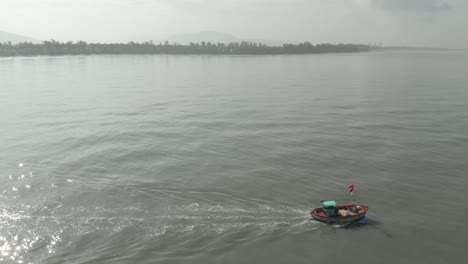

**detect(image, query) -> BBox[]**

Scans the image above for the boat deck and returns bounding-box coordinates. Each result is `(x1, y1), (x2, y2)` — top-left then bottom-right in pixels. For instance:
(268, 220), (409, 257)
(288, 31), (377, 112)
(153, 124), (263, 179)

(312, 205), (368, 218)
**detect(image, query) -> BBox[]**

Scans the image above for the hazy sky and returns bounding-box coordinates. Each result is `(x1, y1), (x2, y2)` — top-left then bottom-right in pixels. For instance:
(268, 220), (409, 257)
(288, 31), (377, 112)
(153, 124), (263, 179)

(1, 0), (467, 48)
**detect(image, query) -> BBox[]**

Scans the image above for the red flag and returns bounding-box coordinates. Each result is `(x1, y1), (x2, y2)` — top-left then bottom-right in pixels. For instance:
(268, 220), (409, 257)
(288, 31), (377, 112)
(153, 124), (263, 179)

(348, 185), (355, 193)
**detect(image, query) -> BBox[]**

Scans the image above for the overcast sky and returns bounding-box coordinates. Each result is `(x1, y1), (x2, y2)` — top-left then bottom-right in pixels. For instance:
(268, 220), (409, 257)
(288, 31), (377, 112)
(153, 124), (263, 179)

(1, 0), (467, 48)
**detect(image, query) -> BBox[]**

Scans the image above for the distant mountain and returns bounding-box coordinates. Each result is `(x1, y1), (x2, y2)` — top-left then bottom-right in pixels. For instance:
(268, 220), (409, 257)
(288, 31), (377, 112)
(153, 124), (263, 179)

(168, 31), (240, 44)
(0, 30), (40, 44)
(166, 31), (282, 46)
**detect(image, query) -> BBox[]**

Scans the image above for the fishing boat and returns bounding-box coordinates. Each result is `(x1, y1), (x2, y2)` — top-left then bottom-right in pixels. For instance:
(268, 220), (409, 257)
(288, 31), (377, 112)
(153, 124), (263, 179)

(311, 185), (368, 224)
(311, 201), (368, 224)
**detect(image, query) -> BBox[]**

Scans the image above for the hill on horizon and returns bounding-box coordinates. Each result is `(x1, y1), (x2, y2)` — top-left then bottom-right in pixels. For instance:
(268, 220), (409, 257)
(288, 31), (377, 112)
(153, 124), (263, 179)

(0, 30), (40, 44)
(166, 31), (282, 46)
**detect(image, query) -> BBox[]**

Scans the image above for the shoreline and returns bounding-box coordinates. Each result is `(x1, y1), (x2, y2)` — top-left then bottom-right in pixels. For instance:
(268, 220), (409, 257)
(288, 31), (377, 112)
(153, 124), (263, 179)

(0, 51), (372, 58)
(0, 41), (370, 57)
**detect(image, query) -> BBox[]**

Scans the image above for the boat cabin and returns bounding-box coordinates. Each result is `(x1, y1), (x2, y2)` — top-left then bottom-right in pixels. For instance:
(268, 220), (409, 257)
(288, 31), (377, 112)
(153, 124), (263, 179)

(322, 200), (337, 216)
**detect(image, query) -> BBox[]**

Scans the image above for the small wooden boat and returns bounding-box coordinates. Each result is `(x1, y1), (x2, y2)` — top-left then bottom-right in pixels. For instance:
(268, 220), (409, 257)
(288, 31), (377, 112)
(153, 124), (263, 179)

(311, 200), (368, 224)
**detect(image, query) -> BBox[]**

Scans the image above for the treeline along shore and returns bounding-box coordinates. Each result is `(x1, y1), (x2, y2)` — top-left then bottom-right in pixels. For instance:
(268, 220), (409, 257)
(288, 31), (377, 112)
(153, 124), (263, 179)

(0, 40), (370, 56)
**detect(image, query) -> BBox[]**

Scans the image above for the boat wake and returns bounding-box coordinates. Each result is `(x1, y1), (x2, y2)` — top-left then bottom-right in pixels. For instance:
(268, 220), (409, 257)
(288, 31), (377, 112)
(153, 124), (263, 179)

(0, 163), (322, 263)
(0, 200), (318, 263)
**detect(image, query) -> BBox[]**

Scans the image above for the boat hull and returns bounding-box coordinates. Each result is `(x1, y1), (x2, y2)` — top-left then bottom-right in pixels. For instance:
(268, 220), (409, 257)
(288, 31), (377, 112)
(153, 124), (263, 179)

(311, 205), (368, 224)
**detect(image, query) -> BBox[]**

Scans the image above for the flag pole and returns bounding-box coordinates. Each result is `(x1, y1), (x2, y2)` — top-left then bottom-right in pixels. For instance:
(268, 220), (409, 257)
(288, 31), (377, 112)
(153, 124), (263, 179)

(348, 185), (355, 205)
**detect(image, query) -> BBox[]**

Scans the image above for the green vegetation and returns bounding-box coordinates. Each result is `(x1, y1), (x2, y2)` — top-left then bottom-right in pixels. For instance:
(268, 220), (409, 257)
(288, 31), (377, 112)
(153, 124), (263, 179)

(0, 40), (370, 56)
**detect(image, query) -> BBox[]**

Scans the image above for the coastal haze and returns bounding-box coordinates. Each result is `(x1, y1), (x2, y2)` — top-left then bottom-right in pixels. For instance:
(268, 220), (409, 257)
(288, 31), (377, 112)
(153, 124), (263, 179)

(2, 0), (468, 264)
(1, 0), (468, 48)
(2, 51), (468, 264)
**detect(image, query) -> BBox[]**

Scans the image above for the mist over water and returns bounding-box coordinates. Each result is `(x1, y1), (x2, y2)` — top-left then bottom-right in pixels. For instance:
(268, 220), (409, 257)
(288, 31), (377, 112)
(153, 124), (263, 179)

(1, 51), (468, 263)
